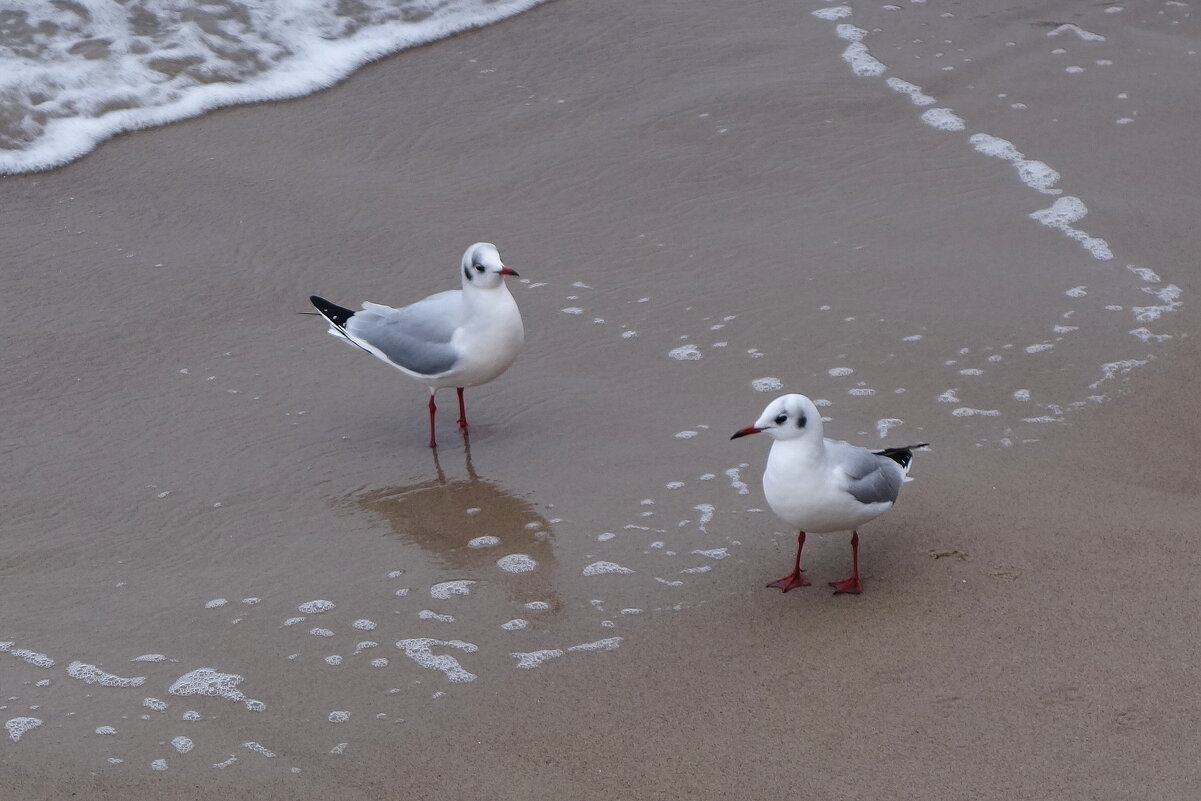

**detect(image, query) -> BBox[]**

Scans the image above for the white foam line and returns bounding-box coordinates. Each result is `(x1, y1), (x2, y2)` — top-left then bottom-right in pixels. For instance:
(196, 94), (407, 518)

(886, 77), (935, 106)
(1131, 285), (1182, 322)
(969, 134), (1062, 194)
(1089, 358), (1150, 389)
(1029, 197), (1114, 260)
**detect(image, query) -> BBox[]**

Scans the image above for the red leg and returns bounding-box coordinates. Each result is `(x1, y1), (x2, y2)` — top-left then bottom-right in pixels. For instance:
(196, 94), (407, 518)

(427, 394), (438, 449)
(767, 531), (811, 592)
(829, 531), (863, 594)
(456, 387), (468, 431)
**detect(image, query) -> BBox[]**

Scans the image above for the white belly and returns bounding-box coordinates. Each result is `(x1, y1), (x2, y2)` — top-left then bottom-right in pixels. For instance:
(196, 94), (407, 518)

(762, 466), (892, 534)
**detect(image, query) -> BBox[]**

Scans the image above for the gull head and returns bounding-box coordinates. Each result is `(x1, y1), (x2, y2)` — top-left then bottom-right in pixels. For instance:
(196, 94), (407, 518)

(731, 393), (823, 442)
(461, 242), (518, 289)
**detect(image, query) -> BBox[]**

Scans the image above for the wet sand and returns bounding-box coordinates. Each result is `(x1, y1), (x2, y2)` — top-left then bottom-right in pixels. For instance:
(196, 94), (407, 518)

(3, 0), (1200, 797)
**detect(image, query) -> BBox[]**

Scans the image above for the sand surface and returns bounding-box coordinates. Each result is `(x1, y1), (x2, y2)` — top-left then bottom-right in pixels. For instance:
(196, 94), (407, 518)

(3, 0), (1200, 797)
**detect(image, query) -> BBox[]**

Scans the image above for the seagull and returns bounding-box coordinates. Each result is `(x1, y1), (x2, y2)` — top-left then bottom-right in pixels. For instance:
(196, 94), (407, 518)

(731, 393), (927, 595)
(309, 242), (524, 449)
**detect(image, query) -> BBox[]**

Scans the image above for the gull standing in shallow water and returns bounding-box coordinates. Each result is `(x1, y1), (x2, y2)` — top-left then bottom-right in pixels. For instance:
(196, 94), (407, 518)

(731, 393), (927, 594)
(309, 242), (524, 449)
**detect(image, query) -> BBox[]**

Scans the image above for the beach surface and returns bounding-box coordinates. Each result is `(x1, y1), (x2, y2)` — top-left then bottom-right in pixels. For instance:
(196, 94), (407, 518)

(3, 0), (1199, 797)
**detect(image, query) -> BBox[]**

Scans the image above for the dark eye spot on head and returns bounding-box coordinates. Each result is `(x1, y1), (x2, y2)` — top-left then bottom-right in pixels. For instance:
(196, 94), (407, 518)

(774, 413), (787, 425)
(474, 263), (485, 272)
(797, 414), (807, 429)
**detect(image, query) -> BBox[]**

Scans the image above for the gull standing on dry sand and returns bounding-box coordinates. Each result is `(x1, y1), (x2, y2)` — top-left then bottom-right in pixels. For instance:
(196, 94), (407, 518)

(309, 242), (524, 449)
(731, 393), (927, 594)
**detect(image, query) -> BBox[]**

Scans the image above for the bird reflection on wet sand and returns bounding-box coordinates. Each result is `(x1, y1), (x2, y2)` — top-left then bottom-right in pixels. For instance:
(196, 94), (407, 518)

(348, 439), (562, 608)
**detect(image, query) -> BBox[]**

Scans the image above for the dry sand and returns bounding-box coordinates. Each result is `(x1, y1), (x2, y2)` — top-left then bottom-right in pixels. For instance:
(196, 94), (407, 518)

(3, 0), (1200, 797)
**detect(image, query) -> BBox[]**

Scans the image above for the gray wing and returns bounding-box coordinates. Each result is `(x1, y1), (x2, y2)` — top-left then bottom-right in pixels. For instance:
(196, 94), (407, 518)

(828, 440), (904, 506)
(345, 291), (463, 377)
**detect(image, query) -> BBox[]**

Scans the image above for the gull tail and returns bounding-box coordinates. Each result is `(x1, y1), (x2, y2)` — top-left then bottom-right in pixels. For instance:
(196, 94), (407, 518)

(873, 443), (930, 471)
(310, 296), (355, 329)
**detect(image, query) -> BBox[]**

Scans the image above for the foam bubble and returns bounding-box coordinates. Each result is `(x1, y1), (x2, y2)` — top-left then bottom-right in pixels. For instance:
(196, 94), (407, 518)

(841, 41), (887, 76)
(150, 759), (168, 771)
(467, 536), (500, 548)
(1029, 197), (1113, 260)
(524, 601), (550, 611)
(582, 561), (635, 576)
(497, 554), (537, 573)
(920, 109), (966, 131)
(691, 548), (729, 560)
(182, 711), (201, 721)
(309, 627), (335, 637)
(886, 77), (935, 106)
(828, 367), (854, 377)
(324, 655), (342, 666)
(1131, 285), (1182, 322)
(668, 345), (702, 361)
(511, 649), (565, 669)
(968, 133), (1061, 193)
(501, 619), (530, 631)
(952, 408), (1001, 417)
(328, 711), (350, 724)
(1025, 343), (1054, 354)
(694, 504), (715, 527)
(131, 654), (167, 663)
(876, 418), (904, 438)
(752, 377), (783, 392)
(143, 697), (168, 711)
(568, 637), (623, 653)
(1047, 24), (1106, 41)
(395, 638), (478, 683)
(430, 580), (476, 600)
(418, 610), (456, 623)
(811, 6), (851, 20)
(243, 741), (275, 758)
(68, 662), (146, 688)
(1089, 358), (1149, 389)
(298, 600), (336, 614)
(168, 668), (245, 702)
(352, 619), (377, 631)
(204, 598), (228, 609)
(6, 717), (42, 742)
(170, 736), (193, 754)
(8, 648), (54, 669)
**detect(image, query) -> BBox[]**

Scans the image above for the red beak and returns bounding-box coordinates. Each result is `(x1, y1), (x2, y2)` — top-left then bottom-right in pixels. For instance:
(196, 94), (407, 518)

(498, 266), (519, 277)
(730, 426), (763, 440)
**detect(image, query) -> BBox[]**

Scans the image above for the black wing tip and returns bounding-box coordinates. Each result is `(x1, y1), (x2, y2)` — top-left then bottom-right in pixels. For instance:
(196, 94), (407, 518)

(309, 295), (355, 328)
(873, 443), (930, 469)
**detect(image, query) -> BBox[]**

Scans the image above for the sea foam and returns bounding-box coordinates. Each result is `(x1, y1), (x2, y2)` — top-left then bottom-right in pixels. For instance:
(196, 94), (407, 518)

(0, 0), (555, 174)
